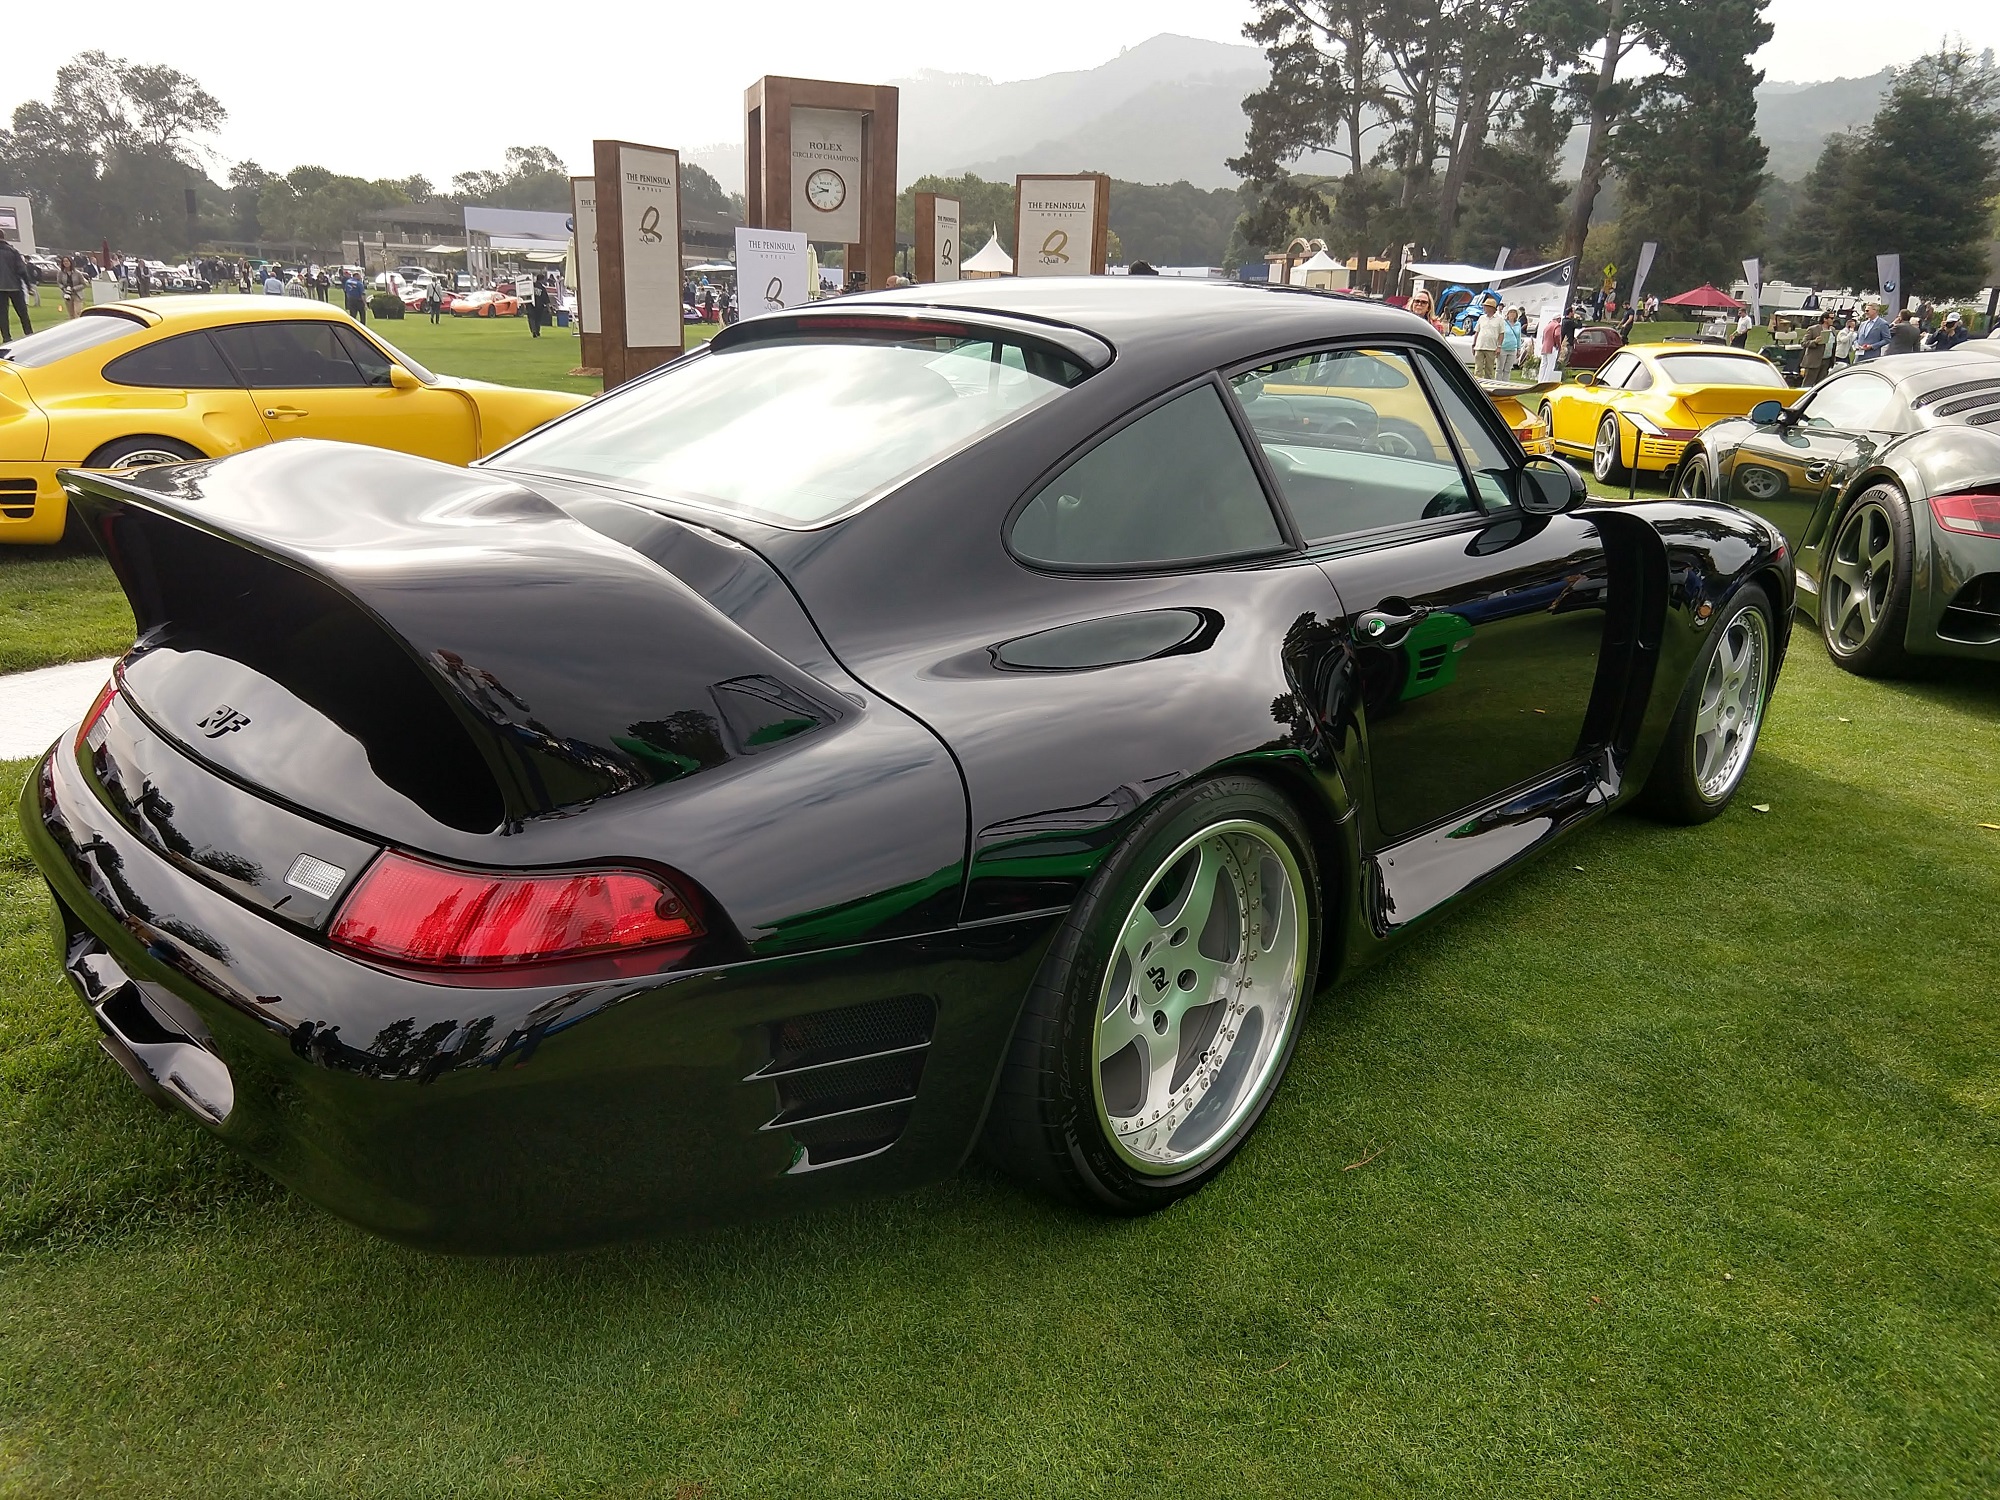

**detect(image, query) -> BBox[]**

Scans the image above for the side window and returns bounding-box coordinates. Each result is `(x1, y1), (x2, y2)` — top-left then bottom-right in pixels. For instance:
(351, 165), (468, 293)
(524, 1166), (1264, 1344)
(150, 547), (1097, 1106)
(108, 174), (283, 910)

(1622, 360), (1654, 392)
(1010, 383), (1284, 568)
(211, 322), (365, 388)
(103, 331), (239, 389)
(1598, 352), (1639, 388)
(1801, 374), (1894, 432)
(332, 325), (395, 387)
(1412, 351), (1519, 512)
(1227, 346), (1491, 542)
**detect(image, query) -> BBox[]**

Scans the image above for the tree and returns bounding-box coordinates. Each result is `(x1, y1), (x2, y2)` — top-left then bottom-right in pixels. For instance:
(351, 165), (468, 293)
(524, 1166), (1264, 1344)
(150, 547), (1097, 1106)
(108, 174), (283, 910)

(1232, 1), (1395, 253)
(1552, 0), (1643, 267)
(680, 162), (738, 224)
(0, 51), (226, 249)
(1609, 0), (1772, 289)
(1772, 133), (1853, 286)
(1455, 92), (1571, 263)
(451, 146), (570, 210)
(259, 165), (409, 251)
(1838, 43), (2000, 294)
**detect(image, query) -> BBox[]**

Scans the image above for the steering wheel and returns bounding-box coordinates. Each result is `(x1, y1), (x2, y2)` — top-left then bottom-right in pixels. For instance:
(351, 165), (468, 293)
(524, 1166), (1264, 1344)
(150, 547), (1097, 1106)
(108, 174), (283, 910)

(1422, 488), (1476, 519)
(1374, 430), (1420, 458)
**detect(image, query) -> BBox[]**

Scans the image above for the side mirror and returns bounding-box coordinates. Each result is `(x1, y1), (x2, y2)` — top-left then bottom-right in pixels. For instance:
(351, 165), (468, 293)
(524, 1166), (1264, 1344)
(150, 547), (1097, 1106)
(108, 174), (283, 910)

(1573, 370), (1596, 387)
(1748, 398), (1785, 425)
(388, 364), (420, 391)
(1520, 456), (1587, 515)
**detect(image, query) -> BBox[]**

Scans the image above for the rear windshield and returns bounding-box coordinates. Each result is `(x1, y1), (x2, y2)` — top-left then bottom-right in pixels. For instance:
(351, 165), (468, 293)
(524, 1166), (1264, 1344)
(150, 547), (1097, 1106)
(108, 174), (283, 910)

(492, 332), (1087, 527)
(1654, 353), (1786, 388)
(0, 310), (145, 367)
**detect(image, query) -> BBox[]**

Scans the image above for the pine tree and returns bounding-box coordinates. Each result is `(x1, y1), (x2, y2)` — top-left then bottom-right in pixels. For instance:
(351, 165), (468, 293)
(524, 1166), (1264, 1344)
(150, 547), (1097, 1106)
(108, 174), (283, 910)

(1837, 44), (2000, 294)
(1610, 0), (1772, 290)
(1773, 132), (1855, 287)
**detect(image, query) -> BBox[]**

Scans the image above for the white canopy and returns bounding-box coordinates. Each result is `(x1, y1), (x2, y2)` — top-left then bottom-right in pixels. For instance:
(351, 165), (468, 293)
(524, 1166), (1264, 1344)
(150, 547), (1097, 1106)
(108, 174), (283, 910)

(1299, 250), (1342, 272)
(964, 228), (1013, 275)
(1405, 256), (1570, 287)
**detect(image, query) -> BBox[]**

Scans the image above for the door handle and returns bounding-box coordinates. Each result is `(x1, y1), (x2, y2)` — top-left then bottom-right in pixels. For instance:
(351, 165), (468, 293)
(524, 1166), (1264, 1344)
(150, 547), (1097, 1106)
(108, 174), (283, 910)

(1354, 603), (1431, 642)
(263, 406), (308, 419)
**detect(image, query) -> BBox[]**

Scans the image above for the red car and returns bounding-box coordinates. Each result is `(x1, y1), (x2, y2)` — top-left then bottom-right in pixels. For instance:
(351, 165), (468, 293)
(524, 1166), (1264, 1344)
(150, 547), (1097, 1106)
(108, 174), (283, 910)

(1567, 324), (1625, 372)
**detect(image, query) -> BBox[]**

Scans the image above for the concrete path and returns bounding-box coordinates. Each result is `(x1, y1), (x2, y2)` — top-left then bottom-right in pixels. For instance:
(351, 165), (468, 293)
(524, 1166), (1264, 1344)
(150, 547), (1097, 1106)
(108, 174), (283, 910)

(0, 658), (116, 759)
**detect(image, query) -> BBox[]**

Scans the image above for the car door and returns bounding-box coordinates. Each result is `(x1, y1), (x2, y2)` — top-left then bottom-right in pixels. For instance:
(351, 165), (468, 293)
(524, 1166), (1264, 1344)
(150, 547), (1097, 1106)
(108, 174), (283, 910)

(1229, 344), (1610, 845)
(82, 328), (268, 459)
(1556, 350), (1633, 452)
(211, 319), (477, 465)
(1721, 369), (1898, 545)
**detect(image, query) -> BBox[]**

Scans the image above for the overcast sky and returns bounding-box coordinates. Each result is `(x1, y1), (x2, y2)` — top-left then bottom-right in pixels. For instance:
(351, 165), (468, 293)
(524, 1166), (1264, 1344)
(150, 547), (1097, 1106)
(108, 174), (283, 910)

(3, 0), (1993, 186)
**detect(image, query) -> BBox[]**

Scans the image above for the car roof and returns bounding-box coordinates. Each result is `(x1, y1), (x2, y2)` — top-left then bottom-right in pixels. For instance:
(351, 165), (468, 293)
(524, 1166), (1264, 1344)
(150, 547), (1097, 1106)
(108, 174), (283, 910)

(843, 277), (1435, 368)
(87, 295), (352, 331)
(1860, 346), (2000, 400)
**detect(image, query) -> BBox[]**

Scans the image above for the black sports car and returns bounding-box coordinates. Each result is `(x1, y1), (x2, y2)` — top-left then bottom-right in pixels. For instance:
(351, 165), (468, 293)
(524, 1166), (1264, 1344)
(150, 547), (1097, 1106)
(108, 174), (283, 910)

(21, 280), (1792, 1250)
(1671, 348), (2000, 674)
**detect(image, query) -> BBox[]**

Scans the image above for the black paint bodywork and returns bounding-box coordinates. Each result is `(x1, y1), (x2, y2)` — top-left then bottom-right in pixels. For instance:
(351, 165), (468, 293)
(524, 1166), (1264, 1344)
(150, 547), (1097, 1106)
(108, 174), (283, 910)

(22, 280), (1792, 1249)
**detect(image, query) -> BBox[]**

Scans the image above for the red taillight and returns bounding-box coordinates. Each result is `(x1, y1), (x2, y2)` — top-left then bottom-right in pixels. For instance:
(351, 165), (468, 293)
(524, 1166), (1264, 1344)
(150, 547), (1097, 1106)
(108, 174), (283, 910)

(76, 679), (117, 746)
(1931, 493), (2000, 537)
(329, 853), (702, 969)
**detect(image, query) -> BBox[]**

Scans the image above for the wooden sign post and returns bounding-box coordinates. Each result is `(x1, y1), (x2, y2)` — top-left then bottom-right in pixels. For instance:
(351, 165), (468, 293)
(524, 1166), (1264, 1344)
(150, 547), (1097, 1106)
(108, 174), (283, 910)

(745, 76), (899, 291)
(592, 139), (684, 390)
(1013, 174), (1111, 277)
(569, 175), (601, 374)
(914, 192), (960, 283)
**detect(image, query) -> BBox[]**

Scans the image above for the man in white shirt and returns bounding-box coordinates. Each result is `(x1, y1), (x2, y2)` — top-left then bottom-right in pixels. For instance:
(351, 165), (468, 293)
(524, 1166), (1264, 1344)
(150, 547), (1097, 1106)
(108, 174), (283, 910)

(1732, 310), (1753, 347)
(1472, 293), (1504, 380)
(263, 269), (284, 295)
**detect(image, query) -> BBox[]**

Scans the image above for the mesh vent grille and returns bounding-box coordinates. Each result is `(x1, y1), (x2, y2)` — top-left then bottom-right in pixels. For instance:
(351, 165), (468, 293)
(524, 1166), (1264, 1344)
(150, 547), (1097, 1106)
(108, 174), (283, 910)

(768, 993), (934, 1072)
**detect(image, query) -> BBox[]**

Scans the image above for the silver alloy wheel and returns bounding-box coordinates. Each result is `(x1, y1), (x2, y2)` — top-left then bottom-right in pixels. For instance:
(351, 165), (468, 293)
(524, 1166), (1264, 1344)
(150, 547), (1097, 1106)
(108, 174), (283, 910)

(1692, 600), (1771, 802)
(1593, 416), (1620, 481)
(1739, 466), (1784, 502)
(1823, 500), (1894, 654)
(104, 448), (187, 469)
(1676, 458), (1709, 499)
(1091, 820), (1306, 1175)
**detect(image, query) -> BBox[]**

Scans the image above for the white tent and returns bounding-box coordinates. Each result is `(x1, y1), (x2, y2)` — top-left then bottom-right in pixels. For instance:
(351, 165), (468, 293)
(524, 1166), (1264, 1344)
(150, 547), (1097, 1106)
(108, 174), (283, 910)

(964, 228), (1013, 277)
(1404, 256), (1570, 287)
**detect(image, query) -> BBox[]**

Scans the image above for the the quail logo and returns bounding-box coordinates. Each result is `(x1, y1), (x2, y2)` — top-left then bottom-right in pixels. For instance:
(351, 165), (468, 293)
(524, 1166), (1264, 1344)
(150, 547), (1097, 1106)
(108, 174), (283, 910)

(638, 206), (662, 244)
(1038, 229), (1070, 266)
(197, 705), (250, 738)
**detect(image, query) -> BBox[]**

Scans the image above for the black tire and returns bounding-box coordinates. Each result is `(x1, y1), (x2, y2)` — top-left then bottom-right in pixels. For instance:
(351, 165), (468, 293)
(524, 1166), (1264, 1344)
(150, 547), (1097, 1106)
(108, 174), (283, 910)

(1818, 484), (1916, 677)
(1637, 584), (1777, 824)
(1592, 413), (1627, 484)
(83, 435), (204, 470)
(982, 775), (1322, 1213)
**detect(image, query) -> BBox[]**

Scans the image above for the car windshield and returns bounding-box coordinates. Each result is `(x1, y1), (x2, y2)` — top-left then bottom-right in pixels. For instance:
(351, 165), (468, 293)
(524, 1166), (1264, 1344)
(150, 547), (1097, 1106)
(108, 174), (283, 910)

(493, 332), (1087, 527)
(1654, 353), (1786, 388)
(0, 310), (145, 367)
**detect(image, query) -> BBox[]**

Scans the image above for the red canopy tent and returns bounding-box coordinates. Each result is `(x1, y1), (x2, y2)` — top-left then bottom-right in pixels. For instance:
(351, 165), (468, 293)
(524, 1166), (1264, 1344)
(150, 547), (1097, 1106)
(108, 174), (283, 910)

(1662, 283), (1744, 311)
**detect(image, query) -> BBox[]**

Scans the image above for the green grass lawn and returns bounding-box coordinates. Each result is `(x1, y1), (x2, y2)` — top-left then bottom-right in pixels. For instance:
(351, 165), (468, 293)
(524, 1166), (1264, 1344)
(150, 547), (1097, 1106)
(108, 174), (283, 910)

(2, 643), (1997, 1497)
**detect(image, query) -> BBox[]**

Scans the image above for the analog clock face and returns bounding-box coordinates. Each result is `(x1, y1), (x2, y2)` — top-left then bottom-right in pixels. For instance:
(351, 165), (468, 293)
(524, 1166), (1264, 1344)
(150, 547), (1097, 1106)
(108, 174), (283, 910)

(806, 168), (846, 213)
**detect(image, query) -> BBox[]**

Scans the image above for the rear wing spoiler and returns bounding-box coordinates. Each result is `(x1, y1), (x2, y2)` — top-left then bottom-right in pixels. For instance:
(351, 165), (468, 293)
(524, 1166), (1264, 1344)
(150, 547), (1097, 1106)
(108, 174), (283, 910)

(65, 441), (846, 821)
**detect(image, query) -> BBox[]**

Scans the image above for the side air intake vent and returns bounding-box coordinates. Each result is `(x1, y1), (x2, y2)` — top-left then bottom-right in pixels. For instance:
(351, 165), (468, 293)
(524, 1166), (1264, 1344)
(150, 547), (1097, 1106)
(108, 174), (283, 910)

(1939, 573), (2000, 645)
(749, 994), (936, 1170)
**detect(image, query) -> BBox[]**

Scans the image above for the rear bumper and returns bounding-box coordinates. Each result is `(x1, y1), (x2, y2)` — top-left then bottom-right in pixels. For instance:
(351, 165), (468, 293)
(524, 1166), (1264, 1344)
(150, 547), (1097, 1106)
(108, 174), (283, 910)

(19, 744), (1058, 1251)
(0, 462), (66, 544)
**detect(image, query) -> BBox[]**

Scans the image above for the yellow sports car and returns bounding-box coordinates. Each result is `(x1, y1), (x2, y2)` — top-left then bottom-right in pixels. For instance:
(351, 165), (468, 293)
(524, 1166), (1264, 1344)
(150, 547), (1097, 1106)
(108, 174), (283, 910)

(0, 297), (586, 544)
(1540, 343), (1802, 485)
(1258, 351), (1555, 457)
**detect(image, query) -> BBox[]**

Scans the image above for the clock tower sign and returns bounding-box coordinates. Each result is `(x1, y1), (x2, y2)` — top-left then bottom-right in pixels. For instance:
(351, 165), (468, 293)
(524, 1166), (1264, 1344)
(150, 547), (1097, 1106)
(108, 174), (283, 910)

(745, 77), (899, 293)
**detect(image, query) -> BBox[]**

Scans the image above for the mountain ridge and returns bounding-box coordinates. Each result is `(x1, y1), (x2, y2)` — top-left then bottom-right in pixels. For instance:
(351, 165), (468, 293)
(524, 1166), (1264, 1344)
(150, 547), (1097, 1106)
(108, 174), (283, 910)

(686, 35), (1895, 195)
